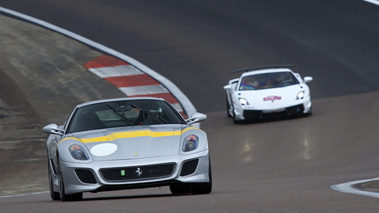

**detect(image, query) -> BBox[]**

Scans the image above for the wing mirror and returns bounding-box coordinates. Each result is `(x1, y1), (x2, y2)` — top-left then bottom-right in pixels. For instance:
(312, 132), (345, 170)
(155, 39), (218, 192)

(186, 113), (207, 125)
(43, 123), (64, 136)
(223, 85), (232, 90)
(304, 76), (313, 83)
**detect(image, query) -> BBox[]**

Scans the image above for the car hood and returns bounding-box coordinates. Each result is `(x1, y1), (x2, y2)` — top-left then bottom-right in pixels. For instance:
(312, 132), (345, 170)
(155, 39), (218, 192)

(70, 124), (187, 161)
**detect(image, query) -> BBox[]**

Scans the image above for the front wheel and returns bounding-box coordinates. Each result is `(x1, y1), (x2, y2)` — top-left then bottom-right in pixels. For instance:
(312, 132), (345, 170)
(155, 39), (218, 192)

(226, 96), (231, 117)
(191, 160), (212, 194)
(48, 165), (60, 201)
(170, 158), (212, 195)
(169, 183), (191, 195)
(232, 110), (241, 124)
(58, 161), (82, 201)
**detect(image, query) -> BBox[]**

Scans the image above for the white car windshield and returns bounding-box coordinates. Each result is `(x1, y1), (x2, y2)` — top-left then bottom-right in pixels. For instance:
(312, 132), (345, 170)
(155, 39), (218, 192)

(239, 71), (299, 91)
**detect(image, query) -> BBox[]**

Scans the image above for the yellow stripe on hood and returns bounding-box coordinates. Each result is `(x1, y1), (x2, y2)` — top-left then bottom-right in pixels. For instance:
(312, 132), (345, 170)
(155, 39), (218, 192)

(59, 127), (199, 144)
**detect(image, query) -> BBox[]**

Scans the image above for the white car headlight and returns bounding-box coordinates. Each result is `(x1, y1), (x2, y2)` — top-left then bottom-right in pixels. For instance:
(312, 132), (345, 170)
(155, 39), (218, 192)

(238, 98), (249, 106)
(182, 135), (199, 152)
(296, 91), (305, 100)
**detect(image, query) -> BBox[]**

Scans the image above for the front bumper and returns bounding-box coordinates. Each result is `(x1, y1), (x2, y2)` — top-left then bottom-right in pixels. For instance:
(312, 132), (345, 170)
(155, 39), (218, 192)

(234, 100), (312, 120)
(55, 150), (210, 195)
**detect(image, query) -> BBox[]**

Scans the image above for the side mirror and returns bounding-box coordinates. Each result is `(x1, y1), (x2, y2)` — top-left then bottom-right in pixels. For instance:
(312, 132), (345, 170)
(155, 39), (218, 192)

(43, 123), (64, 136)
(186, 113), (207, 125)
(223, 85), (232, 90)
(304, 76), (313, 83)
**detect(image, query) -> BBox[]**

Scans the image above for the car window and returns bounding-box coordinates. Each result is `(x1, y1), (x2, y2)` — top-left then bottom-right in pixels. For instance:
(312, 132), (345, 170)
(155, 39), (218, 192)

(66, 100), (185, 133)
(239, 72), (299, 91)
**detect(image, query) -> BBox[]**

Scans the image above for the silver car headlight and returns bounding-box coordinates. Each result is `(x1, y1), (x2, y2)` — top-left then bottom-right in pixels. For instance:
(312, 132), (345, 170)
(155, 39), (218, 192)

(296, 91), (305, 100)
(238, 98), (249, 106)
(69, 144), (89, 160)
(182, 135), (199, 152)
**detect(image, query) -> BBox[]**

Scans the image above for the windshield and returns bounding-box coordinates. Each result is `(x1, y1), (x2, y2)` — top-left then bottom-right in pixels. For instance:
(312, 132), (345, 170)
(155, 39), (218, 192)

(239, 72), (299, 91)
(66, 100), (185, 133)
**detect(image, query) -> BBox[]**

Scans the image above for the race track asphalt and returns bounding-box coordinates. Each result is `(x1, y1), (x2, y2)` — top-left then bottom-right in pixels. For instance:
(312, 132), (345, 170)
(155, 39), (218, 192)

(1, 1), (379, 212)
(0, 14), (124, 195)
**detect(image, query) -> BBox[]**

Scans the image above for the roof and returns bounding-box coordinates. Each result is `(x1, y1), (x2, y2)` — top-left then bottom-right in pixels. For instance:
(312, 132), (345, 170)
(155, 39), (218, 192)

(76, 97), (165, 108)
(240, 68), (294, 78)
(228, 64), (297, 74)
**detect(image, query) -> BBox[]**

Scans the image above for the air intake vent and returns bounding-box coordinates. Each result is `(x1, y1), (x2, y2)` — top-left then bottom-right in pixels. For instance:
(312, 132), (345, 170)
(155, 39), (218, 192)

(180, 159), (199, 176)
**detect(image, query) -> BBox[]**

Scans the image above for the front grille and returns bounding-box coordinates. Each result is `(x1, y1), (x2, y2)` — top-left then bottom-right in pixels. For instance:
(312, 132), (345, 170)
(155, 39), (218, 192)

(75, 169), (97, 184)
(180, 159), (199, 176)
(100, 163), (175, 182)
(244, 104), (304, 119)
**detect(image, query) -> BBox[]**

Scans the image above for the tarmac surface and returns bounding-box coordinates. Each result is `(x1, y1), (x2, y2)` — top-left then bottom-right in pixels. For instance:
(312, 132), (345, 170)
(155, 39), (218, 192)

(1, 11), (379, 196)
(1, 2), (379, 212)
(0, 14), (125, 196)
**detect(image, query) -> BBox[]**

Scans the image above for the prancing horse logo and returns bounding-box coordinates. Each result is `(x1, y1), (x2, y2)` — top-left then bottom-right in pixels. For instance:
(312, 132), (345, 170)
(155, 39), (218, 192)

(135, 167), (143, 177)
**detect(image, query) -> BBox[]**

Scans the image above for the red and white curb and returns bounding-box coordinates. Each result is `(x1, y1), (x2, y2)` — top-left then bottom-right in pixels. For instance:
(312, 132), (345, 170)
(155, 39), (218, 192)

(0, 6), (197, 121)
(84, 55), (187, 118)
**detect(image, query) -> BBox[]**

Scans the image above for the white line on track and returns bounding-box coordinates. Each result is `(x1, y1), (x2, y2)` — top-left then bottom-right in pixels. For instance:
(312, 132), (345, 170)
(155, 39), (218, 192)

(0, 6), (197, 118)
(363, 0), (379, 6)
(0, 191), (48, 199)
(331, 177), (379, 198)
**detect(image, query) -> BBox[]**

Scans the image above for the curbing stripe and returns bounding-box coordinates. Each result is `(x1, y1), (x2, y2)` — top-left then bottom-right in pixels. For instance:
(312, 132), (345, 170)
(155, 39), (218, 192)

(84, 54), (129, 68)
(0, 6), (195, 119)
(105, 74), (161, 87)
(88, 65), (143, 78)
(85, 55), (185, 117)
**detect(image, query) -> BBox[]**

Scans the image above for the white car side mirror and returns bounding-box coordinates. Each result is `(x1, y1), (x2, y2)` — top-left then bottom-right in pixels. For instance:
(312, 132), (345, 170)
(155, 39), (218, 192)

(43, 123), (64, 135)
(223, 85), (232, 90)
(304, 76), (313, 83)
(186, 113), (207, 125)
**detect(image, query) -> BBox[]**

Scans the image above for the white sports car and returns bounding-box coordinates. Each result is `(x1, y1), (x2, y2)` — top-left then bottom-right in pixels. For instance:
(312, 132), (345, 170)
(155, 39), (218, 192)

(223, 65), (312, 123)
(43, 97), (211, 201)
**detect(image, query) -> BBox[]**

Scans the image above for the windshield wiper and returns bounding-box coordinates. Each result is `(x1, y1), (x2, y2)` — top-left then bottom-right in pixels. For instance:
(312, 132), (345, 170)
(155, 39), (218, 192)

(107, 103), (133, 126)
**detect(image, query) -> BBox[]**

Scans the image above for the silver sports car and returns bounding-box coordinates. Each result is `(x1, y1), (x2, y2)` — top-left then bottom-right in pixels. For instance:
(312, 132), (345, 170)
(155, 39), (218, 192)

(43, 97), (211, 201)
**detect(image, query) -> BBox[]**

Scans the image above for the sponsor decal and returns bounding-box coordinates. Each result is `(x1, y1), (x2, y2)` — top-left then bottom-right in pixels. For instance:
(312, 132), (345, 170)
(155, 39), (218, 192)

(263, 96), (281, 102)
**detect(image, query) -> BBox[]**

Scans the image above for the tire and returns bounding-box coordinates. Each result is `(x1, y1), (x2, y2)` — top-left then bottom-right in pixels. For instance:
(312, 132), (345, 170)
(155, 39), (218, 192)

(305, 106), (312, 116)
(58, 160), (82, 201)
(170, 157), (213, 195)
(169, 183), (191, 195)
(48, 165), (60, 201)
(190, 158), (212, 194)
(226, 96), (231, 117)
(232, 110), (240, 124)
